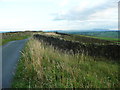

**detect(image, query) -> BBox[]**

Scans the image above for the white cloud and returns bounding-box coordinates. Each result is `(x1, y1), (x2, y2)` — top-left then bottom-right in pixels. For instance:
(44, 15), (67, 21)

(54, 0), (118, 21)
(59, 0), (69, 7)
(89, 7), (118, 21)
(0, 0), (55, 3)
(0, 0), (119, 31)
(52, 0), (118, 30)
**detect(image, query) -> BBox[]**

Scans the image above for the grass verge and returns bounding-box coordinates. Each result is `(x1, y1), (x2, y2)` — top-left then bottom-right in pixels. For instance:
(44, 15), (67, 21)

(12, 38), (119, 88)
(1, 35), (30, 45)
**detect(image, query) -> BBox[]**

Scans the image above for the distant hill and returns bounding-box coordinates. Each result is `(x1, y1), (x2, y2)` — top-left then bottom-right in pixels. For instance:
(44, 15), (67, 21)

(53, 30), (119, 39)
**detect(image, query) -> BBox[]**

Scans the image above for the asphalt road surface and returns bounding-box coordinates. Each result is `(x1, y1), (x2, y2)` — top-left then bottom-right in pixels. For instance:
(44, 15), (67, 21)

(2, 39), (28, 88)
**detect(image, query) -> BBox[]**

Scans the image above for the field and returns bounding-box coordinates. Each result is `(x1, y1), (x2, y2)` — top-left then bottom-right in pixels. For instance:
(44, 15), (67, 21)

(11, 32), (120, 88)
(55, 33), (117, 44)
(56, 31), (120, 42)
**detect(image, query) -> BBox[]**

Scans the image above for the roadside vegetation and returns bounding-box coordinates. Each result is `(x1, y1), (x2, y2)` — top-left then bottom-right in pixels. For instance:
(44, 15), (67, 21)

(1, 31), (32, 45)
(12, 38), (119, 88)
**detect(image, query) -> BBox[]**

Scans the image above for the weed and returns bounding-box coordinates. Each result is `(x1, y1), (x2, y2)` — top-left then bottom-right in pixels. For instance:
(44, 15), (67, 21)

(12, 38), (119, 88)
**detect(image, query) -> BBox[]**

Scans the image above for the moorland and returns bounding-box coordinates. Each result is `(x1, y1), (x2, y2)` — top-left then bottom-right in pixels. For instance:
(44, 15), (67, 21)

(1, 31), (120, 88)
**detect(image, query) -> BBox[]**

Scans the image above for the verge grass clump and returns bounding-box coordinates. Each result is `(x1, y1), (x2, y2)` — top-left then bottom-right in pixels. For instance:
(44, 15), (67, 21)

(1, 32), (32, 45)
(12, 38), (119, 88)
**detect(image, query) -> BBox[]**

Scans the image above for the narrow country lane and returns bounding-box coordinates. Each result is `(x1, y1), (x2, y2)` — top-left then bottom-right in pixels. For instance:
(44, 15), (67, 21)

(2, 39), (28, 88)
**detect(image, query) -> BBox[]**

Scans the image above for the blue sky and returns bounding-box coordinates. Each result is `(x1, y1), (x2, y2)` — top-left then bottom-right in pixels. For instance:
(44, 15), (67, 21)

(0, 0), (119, 31)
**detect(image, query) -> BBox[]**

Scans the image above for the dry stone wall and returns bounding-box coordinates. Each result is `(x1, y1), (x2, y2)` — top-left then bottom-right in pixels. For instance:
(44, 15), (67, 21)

(33, 34), (120, 61)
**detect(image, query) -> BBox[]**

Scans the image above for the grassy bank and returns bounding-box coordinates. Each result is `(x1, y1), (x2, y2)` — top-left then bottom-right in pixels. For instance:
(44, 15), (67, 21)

(1, 32), (32, 45)
(12, 38), (119, 88)
(2, 35), (30, 45)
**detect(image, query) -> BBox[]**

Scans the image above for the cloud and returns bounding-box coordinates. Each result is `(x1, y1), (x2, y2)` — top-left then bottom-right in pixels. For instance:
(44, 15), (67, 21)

(59, 0), (69, 7)
(89, 7), (117, 21)
(52, 0), (118, 30)
(0, 0), (118, 30)
(54, 0), (118, 21)
(0, 0), (55, 3)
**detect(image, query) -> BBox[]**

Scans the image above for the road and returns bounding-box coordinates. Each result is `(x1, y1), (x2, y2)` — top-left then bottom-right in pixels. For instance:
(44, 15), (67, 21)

(2, 39), (28, 88)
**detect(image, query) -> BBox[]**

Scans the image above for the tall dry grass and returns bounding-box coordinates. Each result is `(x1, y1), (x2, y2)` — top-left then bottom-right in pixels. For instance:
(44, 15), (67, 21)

(12, 38), (119, 88)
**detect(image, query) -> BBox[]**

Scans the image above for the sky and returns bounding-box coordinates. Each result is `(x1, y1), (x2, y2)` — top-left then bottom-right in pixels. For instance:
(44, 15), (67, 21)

(0, 0), (119, 31)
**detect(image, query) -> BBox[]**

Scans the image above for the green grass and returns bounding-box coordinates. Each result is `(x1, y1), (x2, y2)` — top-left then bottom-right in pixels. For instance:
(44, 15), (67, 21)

(2, 35), (30, 45)
(71, 31), (119, 39)
(1, 32), (32, 45)
(54, 31), (120, 43)
(12, 38), (119, 88)
(78, 35), (120, 42)
(58, 34), (120, 44)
